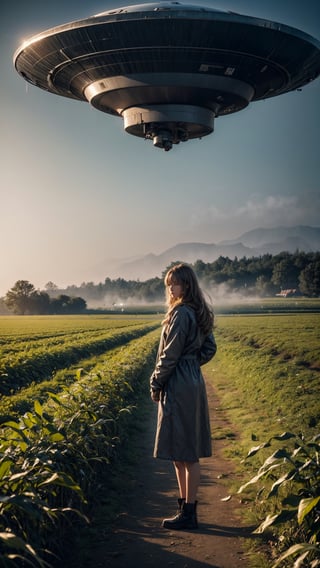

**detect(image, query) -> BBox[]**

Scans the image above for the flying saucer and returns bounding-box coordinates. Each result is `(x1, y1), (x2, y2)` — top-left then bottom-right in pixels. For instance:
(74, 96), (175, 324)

(14, 2), (320, 151)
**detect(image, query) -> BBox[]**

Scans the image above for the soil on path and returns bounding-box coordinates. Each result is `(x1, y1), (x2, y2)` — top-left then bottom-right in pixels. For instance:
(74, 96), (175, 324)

(77, 378), (255, 568)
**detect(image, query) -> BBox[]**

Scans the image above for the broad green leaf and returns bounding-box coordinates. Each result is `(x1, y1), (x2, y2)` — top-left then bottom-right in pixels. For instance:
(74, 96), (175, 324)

(3, 424), (30, 445)
(244, 441), (270, 459)
(9, 470), (29, 482)
(22, 414), (39, 428)
(3, 420), (21, 429)
(0, 458), (13, 479)
(298, 496), (320, 525)
(49, 432), (65, 442)
(34, 400), (43, 417)
(272, 543), (320, 568)
(245, 433), (296, 460)
(293, 550), (312, 568)
(271, 432), (296, 442)
(39, 472), (82, 494)
(254, 510), (296, 533)
(253, 513), (280, 534)
(13, 440), (28, 452)
(263, 448), (292, 466)
(268, 469), (297, 497)
(238, 468), (270, 493)
(76, 368), (84, 379)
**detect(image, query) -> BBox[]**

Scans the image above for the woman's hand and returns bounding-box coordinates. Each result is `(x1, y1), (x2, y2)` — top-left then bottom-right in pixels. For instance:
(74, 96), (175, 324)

(151, 389), (161, 402)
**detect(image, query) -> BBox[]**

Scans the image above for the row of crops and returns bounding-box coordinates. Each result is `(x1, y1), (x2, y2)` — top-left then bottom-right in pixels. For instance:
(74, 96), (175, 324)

(0, 315), (160, 400)
(0, 315), (161, 567)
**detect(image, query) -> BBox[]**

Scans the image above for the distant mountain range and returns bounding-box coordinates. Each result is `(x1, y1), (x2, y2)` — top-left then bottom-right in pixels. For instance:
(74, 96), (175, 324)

(105, 225), (320, 281)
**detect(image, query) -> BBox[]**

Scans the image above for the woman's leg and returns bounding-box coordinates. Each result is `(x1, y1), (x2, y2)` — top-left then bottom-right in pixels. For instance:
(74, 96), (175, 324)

(173, 460), (200, 502)
(173, 461), (186, 499)
(185, 461), (200, 503)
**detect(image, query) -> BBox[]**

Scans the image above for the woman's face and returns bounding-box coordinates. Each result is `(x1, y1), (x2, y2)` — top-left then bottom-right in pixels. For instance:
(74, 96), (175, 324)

(168, 280), (183, 300)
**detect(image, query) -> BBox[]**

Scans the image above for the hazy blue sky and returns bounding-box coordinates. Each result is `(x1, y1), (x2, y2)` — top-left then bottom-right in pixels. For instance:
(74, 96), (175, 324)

(1, 0), (320, 294)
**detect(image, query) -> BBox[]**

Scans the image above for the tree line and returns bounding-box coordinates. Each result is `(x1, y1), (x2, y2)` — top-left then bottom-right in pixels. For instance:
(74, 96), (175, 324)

(3, 281), (87, 315)
(2, 251), (319, 314)
(61, 251), (320, 303)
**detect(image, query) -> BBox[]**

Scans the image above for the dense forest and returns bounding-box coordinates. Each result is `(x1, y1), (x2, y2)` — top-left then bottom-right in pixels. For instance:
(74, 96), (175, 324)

(1, 251), (319, 314)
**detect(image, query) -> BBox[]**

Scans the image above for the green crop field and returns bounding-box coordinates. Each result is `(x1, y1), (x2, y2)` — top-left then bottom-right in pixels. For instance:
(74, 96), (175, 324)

(0, 314), (161, 400)
(209, 313), (320, 568)
(0, 314), (162, 567)
(0, 311), (319, 567)
(211, 312), (319, 444)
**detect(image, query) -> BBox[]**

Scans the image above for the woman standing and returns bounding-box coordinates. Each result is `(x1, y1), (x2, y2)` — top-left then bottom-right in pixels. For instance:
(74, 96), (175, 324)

(150, 263), (217, 530)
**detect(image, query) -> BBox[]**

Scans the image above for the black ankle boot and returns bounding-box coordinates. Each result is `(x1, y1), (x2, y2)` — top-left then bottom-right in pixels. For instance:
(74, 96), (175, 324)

(178, 497), (185, 510)
(162, 501), (198, 530)
(161, 498), (185, 528)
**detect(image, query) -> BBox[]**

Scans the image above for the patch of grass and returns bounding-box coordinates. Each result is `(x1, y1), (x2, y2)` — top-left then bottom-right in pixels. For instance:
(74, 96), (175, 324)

(210, 314), (319, 446)
(212, 426), (237, 440)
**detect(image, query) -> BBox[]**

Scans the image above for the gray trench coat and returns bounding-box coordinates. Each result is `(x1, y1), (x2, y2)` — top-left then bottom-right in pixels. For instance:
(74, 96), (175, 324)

(150, 304), (217, 461)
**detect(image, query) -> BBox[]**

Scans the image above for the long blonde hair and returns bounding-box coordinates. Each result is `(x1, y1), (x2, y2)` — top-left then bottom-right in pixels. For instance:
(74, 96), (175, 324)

(163, 263), (214, 334)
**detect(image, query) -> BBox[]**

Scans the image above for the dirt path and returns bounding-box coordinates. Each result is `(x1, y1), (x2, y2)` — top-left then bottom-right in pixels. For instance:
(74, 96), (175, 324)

(76, 378), (254, 568)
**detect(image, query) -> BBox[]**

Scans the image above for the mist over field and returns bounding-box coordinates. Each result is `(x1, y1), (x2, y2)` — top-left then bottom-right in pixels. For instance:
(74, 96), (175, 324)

(63, 282), (276, 313)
